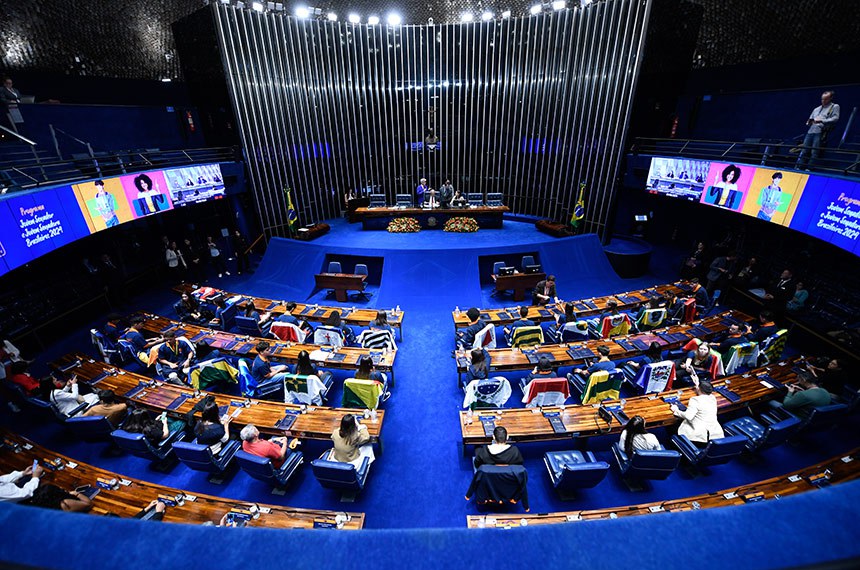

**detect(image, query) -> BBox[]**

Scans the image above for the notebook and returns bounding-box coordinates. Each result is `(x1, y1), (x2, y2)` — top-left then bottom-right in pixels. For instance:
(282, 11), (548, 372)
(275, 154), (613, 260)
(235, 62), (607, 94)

(89, 372), (110, 386)
(234, 342), (255, 355)
(543, 412), (567, 434)
(275, 412), (299, 431)
(573, 302), (589, 312)
(632, 339), (653, 351)
(300, 306), (313, 316)
(479, 416), (496, 437)
(567, 347), (596, 360)
(690, 324), (714, 337)
(328, 352), (347, 363)
(457, 357), (470, 368)
(123, 382), (149, 399)
(603, 405), (630, 425)
(713, 386), (741, 403)
(537, 309), (552, 318)
(313, 309), (327, 317)
(190, 331), (209, 343)
(584, 300), (598, 310)
(265, 302), (279, 311)
(758, 374), (787, 391)
(159, 323), (179, 335)
(615, 338), (635, 351)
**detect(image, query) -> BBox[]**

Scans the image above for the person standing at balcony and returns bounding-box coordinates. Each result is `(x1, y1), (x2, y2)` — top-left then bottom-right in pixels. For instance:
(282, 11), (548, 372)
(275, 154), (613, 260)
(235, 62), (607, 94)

(796, 90), (840, 170)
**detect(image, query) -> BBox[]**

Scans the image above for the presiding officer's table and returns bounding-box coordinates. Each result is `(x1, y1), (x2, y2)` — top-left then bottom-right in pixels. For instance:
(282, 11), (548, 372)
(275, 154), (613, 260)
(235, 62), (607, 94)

(459, 356), (802, 447)
(135, 313), (397, 382)
(0, 430), (365, 529)
(451, 280), (694, 329)
(455, 309), (755, 381)
(354, 205), (510, 230)
(314, 272), (367, 303)
(492, 271), (546, 302)
(52, 353), (385, 443)
(466, 446), (860, 528)
(177, 283), (405, 340)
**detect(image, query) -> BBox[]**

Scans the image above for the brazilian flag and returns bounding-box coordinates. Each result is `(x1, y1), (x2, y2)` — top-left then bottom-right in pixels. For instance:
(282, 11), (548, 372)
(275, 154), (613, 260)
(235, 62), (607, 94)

(285, 187), (298, 229)
(570, 182), (586, 230)
(190, 359), (239, 390)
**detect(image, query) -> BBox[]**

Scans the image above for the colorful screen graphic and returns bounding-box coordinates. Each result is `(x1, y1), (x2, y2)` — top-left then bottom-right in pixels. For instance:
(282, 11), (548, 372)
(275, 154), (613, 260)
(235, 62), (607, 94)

(0, 163), (224, 278)
(646, 156), (860, 256)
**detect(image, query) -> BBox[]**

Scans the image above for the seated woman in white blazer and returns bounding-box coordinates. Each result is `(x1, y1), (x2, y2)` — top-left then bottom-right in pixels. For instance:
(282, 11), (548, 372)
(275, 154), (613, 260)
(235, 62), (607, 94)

(671, 377), (724, 446)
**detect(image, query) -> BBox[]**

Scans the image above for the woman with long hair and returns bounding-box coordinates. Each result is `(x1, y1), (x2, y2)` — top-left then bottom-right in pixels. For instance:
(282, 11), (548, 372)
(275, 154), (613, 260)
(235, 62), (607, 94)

(331, 413), (373, 468)
(619, 415), (661, 456)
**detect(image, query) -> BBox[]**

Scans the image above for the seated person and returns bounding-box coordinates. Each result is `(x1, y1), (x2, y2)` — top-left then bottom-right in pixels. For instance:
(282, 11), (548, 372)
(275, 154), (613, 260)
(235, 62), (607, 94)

(193, 339), (222, 364)
(253, 341), (291, 384)
(0, 464), (43, 503)
(124, 408), (185, 445)
(634, 298), (662, 322)
(689, 278), (710, 309)
(783, 371), (831, 416)
(157, 331), (196, 382)
(82, 389), (127, 426)
(665, 293), (686, 322)
(275, 302), (300, 325)
(465, 348), (490, 385)
(619, 415), (662, 454)
(671, 378), (724, 447)
(331, 414), (374, 468)
(503, 306), (535, 338)
(8, 361), (40, 396)
(451, 190), (467, 208)
(804, 357), (847, 393)
(763, 268), (796, 306)
(190, 400), (232, 454)
(572, 345), (615, 376)
(715, 323), (750, 355)
(176, 292), (210, 324)
(121, 316), (163, 354)
(243, 302), (272, 329)
(40, 374), (98, 416)
(324, 311), (355, 345)
(676, 341), (718, 382)
(210, 298), (227, 328)
(456, 308), (489, 349)
(0, 339), (28, 381)
(546, 302), (579, 343)
(626, 342), (664, 371)
(523, 355), (556, 384)
(240, 424), (299, 469)
(292, 349), (334, 385)
(786, 281), (809, 313)
(532, 275), (558, 306)
(103, 314), (128, 342)
(354, 355), (386, 383)
(750, 310), (779, 343)
(370, 310), (394, 334)
(24, 483), (93, 513)
(474, 426), (523, 467)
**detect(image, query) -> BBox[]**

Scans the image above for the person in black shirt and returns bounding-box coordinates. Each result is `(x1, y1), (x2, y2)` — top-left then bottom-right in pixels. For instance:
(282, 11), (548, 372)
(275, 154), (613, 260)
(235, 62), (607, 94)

(233, 230), (252, 275)
(751, 310), (779, 343)
(456, 308), (488, 349)
(474, 426), (523, 467)
(715, 323), (750, 354)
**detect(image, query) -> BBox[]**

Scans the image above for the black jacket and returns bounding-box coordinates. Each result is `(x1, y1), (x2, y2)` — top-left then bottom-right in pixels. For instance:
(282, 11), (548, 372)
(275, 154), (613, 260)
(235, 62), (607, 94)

(466, 464), (529, 511)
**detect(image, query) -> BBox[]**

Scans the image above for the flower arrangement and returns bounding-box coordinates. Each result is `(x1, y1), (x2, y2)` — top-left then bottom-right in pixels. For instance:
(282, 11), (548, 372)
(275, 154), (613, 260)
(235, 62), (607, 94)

(387, 217), (421, 233)
(443, 216), (479, 233)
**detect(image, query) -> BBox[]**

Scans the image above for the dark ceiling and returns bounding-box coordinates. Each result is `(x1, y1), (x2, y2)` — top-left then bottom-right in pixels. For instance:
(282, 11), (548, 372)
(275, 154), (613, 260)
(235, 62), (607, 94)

(1, 0), (858, 81)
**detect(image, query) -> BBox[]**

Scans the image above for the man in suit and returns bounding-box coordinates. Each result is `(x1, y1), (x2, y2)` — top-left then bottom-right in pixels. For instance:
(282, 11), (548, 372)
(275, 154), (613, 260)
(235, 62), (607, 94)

(0, 77), (21, 107)
(764, 269), (795, 306)
(706, 252), (737, 294)
(438, 179), (454, 208)
(532, 274), (558, 306)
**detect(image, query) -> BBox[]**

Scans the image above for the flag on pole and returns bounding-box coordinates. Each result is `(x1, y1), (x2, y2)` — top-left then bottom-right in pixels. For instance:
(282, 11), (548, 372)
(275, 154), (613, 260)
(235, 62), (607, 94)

(285, 187), (298, 231)
(570, 182), (586, 230)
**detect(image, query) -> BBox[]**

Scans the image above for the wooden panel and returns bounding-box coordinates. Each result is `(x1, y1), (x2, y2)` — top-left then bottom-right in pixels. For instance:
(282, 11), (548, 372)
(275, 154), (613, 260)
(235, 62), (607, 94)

(136, 313), (396, 372)
(452, 281), (692, 328)
(52, 354), (384, 442)
(459, 356), (801, 445)
(466, 447), (860, 528)
(0, 430), (365, 529)
(354, 206), (510, 218)
(456, 310), (754, 374)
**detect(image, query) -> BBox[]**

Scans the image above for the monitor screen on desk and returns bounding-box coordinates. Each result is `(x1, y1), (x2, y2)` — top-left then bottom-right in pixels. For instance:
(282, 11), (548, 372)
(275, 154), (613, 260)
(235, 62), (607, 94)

(524, 264), (542, 274)
(499, 266), (515, 276)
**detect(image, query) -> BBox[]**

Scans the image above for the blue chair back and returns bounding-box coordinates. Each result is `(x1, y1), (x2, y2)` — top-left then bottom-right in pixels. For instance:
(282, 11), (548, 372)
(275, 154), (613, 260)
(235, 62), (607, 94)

(521, 255), (536, 270)
(235, 450), (278, 483)
(695, 435), (748, 466)
(219, 302), (238, 332)
(172, 440), (239, 474)
(617, 445), (682, 480)
(311, 454), (369, 491)
(355, 263), (369, 277)
(235, 315), (263, 336)
(560, 321), (590, 342)
(492, 261), (505, 275)
(328, 261), (342, 274)
(467, 192), (483, 206)
(544, 450), (608, 493)
(803, 403), (849, 430)
(65, 415), (117, 441)
(111, 429), (172, 460)
(90, 329), (118, 363)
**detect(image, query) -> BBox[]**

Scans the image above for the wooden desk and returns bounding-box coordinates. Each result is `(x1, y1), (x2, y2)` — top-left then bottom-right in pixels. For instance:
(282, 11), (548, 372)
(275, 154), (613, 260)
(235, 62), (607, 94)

(492, 272), (546, 302)
(314, 273), (367, 302)
(136, 313), (396, 381)
(451, 281), (693, 329)
(354, 205), (510, 230)
(455, 310), (755, 381)
(176, 283), (405, 340)
(459, 356), (801, 447)
(0, 430), (365, 529)
(466, 446), (860, 528)
(53, 353), (385, 443)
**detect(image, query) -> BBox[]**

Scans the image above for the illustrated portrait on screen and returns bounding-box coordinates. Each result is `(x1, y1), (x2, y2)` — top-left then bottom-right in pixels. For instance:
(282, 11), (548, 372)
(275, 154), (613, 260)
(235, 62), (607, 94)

(132, 173), (169, 216)
(701, 162), (753, 212)
(741, 168), (808, 226)
(72, 178), (134, 233)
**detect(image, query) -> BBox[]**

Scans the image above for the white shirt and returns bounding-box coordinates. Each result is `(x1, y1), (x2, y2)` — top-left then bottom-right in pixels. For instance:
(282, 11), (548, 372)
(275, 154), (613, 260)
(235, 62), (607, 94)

(50, 384), (98, 416)
(675, 394), (725, 443)
(0, 471), (39, 502)
(619, 430), (662, 453)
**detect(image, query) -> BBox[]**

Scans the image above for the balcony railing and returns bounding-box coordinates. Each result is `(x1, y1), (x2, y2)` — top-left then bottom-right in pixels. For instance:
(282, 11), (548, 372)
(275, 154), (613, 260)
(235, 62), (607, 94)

(630, 137), (860, 178)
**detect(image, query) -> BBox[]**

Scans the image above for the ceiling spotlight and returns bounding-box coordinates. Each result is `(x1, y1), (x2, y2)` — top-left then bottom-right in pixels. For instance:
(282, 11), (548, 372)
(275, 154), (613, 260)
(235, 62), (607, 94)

(326, 11), (337, 20)
(481, 11), (493, 20)
(386, 13), (402, 25)
(295, 5), (310, 18)
(347, 13), (360, 23)
(160, 78), (172, 82)
(551, 0), (566, 9)
(252, 1), (264, 11)
(460, 12), (473, 22)
(501, 9), (511, 18)
(367, 15), (380, 25)
(529, 4), (542, 15)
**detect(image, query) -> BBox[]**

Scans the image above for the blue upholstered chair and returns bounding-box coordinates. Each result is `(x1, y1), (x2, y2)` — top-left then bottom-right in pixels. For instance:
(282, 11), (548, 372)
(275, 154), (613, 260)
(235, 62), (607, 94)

(217, 302), (238, 332)
(237, 358), (282, 399)
(758, 400), (849, 434)
(724, 415), (802, 453)
(172, 439), (242, 483)
(352, 263), (371, 300)
(611, 442), (681, 487)
(235, 449), (304, 491)
(90, 329), (122, 364)
(65, 415), (121, 442)
(235, 315), (269, 337)
(310, 451), (371, 498)
(111, 428), (186, 469)
(521, 255), (536, 271)
(492, 261), (505, 275)
(327, 261), (342, 274)
(671, 434), (748, 469)
(543, 450), (610, 498)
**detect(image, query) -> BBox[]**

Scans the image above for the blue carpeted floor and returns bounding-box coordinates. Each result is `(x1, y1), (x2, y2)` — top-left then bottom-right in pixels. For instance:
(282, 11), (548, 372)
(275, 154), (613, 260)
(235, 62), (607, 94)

(5, 218), (859, 529)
